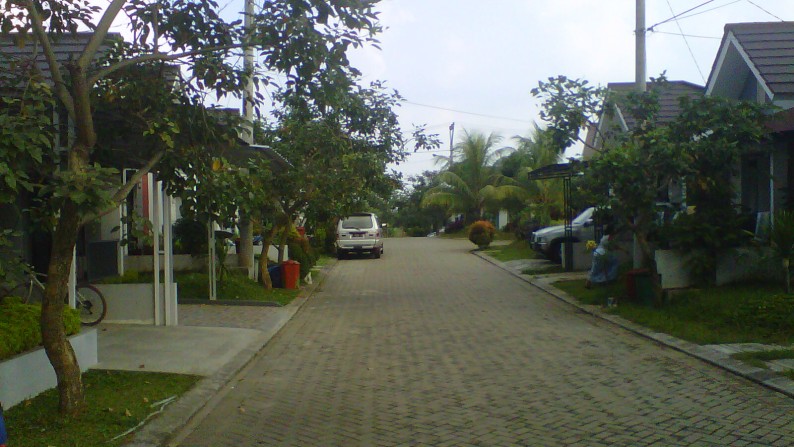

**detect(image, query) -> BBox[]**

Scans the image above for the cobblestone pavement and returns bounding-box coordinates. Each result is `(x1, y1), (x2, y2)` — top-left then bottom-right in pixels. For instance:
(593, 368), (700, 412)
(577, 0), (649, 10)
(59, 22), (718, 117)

(176, 238), (794, 446)
(179, 303), (289, 330)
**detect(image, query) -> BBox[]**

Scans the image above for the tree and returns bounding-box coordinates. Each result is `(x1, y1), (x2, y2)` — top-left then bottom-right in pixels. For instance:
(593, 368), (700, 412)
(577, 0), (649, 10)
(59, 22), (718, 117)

(534, 74), (769, 294)
(393, 171), (448, 235)
(0, 0), (382, 415)
(421, 130), (527, 223)
(499, 124), (564, 228)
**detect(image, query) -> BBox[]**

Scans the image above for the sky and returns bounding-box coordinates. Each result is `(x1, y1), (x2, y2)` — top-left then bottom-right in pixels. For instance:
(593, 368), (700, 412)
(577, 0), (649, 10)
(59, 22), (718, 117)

(336, 0), (794, 178)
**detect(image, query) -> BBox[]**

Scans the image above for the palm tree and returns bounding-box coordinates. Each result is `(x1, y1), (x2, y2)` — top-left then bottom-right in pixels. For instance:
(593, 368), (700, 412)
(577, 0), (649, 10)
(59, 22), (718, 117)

(421, 130), (527, 222)
(511, 124), (564, 226)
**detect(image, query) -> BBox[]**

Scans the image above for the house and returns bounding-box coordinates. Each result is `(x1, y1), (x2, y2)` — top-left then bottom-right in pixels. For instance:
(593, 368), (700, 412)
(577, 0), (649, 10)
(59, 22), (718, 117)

(705, 21), (794, 219)
(583, 80), (705, 160)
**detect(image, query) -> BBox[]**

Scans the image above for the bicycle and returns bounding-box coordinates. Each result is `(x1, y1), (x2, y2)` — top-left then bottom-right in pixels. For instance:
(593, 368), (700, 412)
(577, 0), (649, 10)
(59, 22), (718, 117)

(0, 272), (108, 326)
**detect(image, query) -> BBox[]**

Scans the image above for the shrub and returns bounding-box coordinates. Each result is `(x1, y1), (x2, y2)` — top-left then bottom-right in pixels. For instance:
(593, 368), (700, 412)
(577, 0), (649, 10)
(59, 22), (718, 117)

(406, 227), (427, 237)
(0, 302), (80, 361)
(468, 220), (496, 248)
(288, 234), (317, 278)
(444, 220), (465, 234)
(173, 217), (208, 256)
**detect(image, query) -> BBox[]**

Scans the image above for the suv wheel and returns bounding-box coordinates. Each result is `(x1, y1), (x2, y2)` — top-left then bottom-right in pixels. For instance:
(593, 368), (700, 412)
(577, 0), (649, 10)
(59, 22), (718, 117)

(337, 251), (346, 260)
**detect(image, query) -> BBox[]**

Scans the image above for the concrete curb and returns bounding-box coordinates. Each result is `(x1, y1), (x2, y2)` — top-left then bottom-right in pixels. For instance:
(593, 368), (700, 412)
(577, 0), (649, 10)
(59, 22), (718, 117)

(124, 261), (336, 447)
(473, 251), (794, 400)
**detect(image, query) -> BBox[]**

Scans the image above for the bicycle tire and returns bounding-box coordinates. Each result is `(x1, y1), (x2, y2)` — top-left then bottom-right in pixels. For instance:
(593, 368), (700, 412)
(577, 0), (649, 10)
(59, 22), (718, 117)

(1, 282), (43, 304)
(75, 284), (107, 326)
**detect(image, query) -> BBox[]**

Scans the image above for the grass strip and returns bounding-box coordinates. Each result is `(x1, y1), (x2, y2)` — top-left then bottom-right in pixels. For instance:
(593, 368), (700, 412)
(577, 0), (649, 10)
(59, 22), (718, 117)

(553, 279), (794, 345)
(482, 240), (538, 262)
(6, 369), (199, 447)
(732, 348), (794, 369)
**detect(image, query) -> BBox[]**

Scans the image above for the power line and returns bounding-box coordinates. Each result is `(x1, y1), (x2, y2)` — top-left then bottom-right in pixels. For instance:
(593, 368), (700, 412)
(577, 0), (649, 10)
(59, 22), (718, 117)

(402, 101), (532, 123)
(665, 0), (707, 84)
(746, 0), (784, 21)
(672, 0), (745, 22)
(647, 0), (716, 31)
(649, 30), (721, 40)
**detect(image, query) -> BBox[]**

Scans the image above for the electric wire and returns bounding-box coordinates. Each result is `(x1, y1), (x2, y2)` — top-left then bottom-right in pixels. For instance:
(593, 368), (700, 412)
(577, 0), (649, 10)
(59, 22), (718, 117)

(402, 101), (532, 124)
(647, 0), (716, 31)
(649, 30), (721, 40)
(669, 0), (744, 23)
(745, 0), (784, 21)
(665, 0), (707, 84)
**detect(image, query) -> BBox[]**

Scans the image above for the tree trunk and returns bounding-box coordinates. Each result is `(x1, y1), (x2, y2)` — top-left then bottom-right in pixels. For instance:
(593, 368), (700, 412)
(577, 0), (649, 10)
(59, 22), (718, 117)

(41, 201), (85, 416)
(276, 222), (292, 264)
(258, 225), (280, 290)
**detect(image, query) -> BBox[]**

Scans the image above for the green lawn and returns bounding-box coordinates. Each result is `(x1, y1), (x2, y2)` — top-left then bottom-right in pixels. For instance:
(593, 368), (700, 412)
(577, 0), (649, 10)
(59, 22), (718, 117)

(482, 240), (538, 262)
(6, 370), (199, 447)
(98, 270), (300, 306)
(732, 348), (794, 370)
(553, 279), (794, 345)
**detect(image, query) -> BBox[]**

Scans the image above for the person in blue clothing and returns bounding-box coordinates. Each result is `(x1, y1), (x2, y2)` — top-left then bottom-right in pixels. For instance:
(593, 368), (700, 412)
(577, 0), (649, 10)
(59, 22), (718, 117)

(585, 224), (619, 288)
(0, 401), (7, 447)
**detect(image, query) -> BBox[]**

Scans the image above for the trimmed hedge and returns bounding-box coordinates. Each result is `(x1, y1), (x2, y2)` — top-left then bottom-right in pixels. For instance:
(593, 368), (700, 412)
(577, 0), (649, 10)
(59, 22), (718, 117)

(0, 299), (80, 361)
(468, 220), (496, 248)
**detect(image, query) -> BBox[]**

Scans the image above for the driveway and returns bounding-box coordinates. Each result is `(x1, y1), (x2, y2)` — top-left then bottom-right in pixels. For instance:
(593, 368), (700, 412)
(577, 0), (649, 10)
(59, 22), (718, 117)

(175, 237), (794, 446)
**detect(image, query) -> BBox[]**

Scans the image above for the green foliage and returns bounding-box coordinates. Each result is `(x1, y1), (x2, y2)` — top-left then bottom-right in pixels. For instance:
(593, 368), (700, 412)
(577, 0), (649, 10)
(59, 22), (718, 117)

(555, 279), (794, 345)
(660, 210), (753, 284)
(6, 370), (199, 447)
(468, 220), (496, 248)
(288, 234), (317, 278)
(173, 217), (208, 256)
(482, 240), (539, 262)
(770, 210), (794, 292)
(729, 294), (794, 337)
(422, 131), (527, 222)
(0, 302), (80, 361)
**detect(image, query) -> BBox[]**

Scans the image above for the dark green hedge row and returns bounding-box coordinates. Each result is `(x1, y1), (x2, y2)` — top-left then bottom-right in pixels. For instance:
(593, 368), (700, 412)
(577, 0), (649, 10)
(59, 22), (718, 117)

(0, 298), (81, 361)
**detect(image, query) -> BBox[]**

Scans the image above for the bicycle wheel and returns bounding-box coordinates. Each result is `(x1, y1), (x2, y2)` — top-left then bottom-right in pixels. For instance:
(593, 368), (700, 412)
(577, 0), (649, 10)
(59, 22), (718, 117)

(1, 282), (43, 304)
(75, 284), (107, 326)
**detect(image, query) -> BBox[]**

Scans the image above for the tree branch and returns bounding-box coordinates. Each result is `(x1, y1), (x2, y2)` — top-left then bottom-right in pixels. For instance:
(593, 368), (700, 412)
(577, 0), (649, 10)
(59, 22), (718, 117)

(77, 0), (127, 70)
(79, 151), (165, 226)
(24, 0), (74, 115)
(88, 44), (242, 85)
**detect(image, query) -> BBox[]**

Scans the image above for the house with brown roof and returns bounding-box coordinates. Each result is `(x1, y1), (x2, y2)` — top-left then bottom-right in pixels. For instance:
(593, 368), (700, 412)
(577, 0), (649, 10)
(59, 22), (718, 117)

(706, 21), (794, 219)
(583, 80), (704, 160)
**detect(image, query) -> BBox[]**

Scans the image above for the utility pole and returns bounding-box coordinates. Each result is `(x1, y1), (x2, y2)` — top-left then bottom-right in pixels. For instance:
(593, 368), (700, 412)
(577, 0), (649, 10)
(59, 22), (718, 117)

(636, 0), (646, 92)
(237, 0), (255, 278)
(448, 122), (455, 169)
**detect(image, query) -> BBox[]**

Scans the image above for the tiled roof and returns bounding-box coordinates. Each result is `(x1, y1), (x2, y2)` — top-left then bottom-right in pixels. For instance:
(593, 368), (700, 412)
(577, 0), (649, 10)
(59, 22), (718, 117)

(724, 22), (794, 97)
(0, 33), (120, 87)
(606, 81), (704, 130)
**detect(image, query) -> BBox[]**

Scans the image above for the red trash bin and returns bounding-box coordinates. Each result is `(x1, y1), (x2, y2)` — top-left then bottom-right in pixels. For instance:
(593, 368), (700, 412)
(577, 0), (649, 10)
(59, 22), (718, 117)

(282, 260), (301, 289)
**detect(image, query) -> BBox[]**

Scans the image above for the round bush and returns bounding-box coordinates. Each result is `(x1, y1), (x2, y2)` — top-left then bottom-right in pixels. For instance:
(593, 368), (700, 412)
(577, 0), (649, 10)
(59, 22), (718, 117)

(468, 220), (496, 248)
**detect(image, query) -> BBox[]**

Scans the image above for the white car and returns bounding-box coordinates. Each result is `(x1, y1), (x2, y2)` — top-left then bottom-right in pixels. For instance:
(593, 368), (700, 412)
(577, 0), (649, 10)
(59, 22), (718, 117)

(336, 213), (384, 259)
(530, 207), (596, 263)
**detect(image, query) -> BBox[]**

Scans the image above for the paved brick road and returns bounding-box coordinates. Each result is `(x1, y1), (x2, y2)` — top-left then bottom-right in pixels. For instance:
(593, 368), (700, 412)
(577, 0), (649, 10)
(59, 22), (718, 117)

(176, 238), (794, 446)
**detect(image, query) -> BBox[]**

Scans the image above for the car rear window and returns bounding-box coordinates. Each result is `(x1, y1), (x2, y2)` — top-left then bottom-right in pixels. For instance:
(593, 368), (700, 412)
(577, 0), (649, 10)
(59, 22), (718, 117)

(341, 216), (374, 229)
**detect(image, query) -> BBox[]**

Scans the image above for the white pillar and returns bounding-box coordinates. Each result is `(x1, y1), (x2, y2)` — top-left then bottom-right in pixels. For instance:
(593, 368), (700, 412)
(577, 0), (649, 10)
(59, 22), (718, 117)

(68, 247), (77, 308)
(152, 178), (161, 325)
(162, 184), (177, 326)
(208, 220), (217, 301)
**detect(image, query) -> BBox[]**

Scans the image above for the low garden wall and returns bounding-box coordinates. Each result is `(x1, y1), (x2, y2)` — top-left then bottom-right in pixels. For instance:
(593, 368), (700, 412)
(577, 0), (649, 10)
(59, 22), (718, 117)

(93, 284), (178, 325)
(0, 329), (98, 409)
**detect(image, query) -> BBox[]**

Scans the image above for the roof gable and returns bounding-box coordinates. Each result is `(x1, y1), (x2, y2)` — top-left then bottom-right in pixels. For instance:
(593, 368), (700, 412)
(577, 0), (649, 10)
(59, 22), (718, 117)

(606, 80), (704, 130)
(706, 22), (794, 104)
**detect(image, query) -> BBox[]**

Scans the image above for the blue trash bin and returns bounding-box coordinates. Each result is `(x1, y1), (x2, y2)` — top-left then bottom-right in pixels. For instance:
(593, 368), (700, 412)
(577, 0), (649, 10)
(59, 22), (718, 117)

(267, 264), (283, 288)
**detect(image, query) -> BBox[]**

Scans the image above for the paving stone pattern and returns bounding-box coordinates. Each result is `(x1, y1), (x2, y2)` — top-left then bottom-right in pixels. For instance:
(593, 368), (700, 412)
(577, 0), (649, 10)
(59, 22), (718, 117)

(178, 238), (794, 446)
